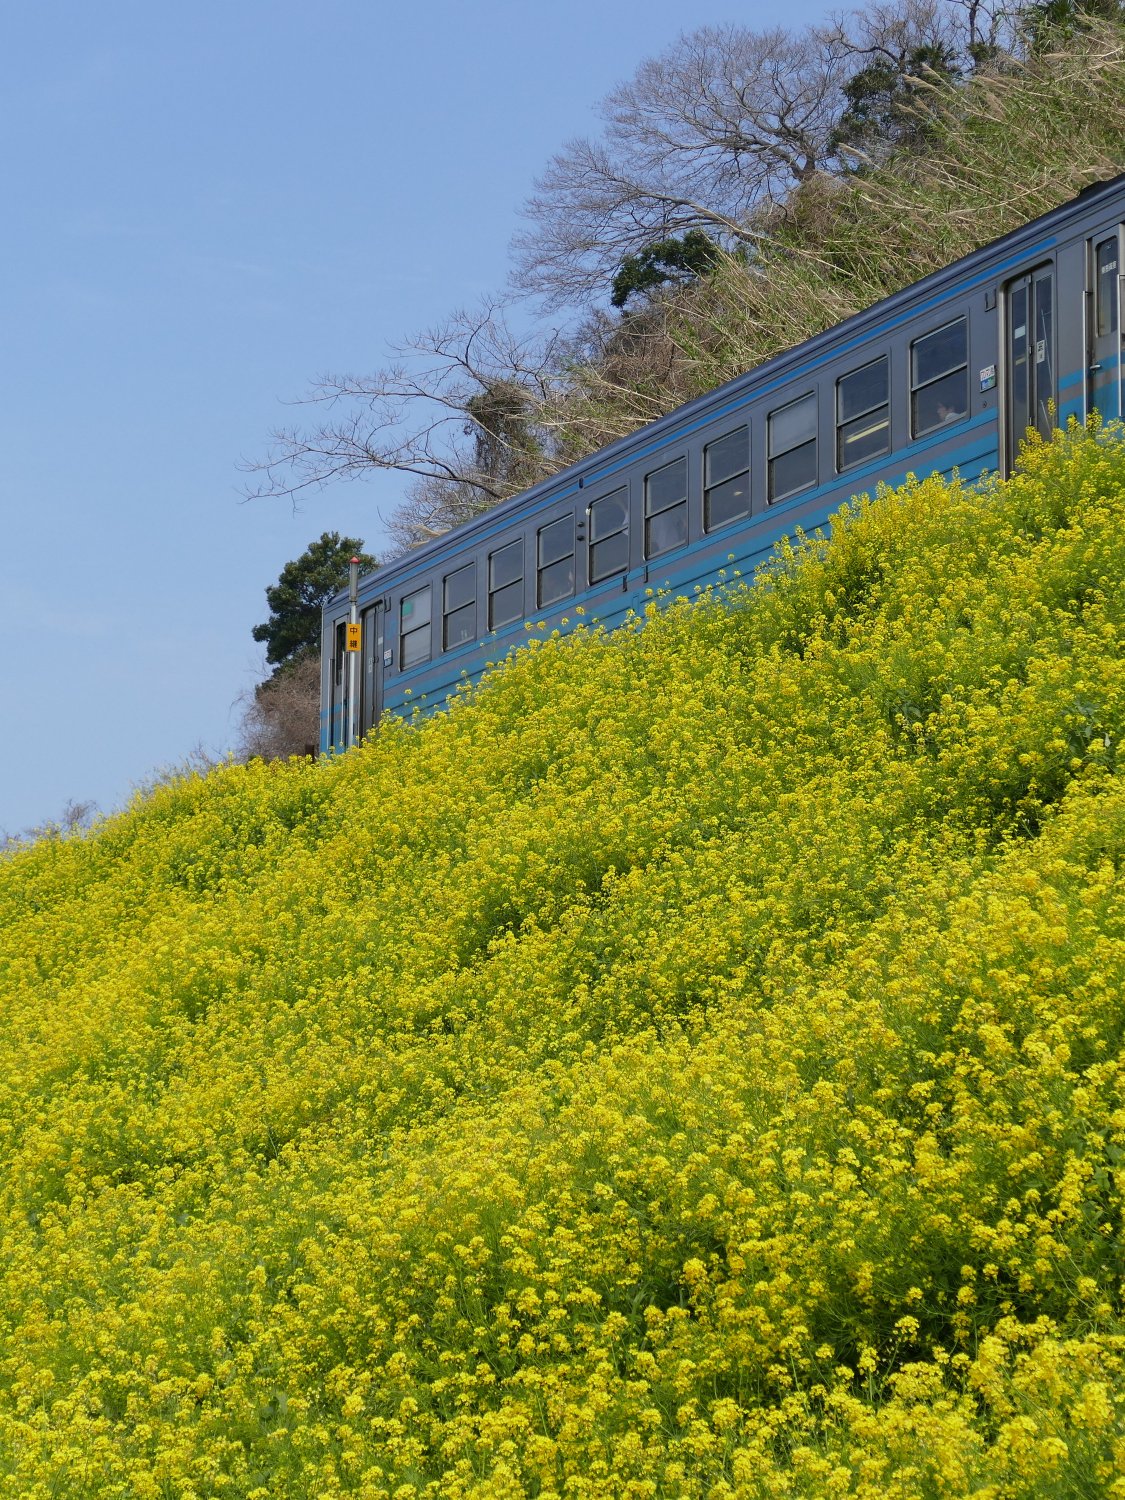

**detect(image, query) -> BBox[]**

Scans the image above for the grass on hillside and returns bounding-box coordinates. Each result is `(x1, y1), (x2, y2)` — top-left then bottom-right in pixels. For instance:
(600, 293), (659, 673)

(1, 426), (1125, 1496)
(560, 32), (1125, 452)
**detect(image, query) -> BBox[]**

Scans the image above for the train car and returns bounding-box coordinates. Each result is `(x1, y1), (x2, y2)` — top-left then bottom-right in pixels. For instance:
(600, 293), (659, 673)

(321, 172), (1125, 751)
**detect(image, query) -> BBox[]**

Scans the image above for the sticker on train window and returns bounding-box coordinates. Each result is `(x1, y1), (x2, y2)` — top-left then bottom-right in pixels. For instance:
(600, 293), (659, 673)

(1036, 339), (1046, 363)
(980, 365), (996, 391)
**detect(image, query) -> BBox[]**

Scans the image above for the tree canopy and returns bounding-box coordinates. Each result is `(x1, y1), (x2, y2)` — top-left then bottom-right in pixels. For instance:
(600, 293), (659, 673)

(610, 231), (726, 309)
(252, 532), (377, 673)
(246, 0), (1123, 551)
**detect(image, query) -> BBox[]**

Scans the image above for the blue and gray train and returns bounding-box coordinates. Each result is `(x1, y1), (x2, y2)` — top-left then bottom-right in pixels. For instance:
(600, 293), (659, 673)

(321, 173), (1124, 751)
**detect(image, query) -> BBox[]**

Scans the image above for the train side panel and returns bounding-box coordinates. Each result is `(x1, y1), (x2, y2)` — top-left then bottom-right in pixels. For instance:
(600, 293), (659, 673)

(321, 176), (1125, 753)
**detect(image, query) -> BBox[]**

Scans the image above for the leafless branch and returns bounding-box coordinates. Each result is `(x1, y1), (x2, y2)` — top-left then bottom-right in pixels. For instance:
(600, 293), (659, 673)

(241, 299), (571, 539)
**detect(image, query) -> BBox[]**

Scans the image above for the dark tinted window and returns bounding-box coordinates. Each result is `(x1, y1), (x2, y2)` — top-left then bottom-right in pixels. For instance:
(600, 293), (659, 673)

(911, 319), (968, 438)
(538, 515), (573, 567)
(399, 584), (432, 669)
(537, 516), (574, 606)
(644, 457), (687, 558)
(443, 563), (476, 650)
(490, 539), (522, 589)
(768, 393), (817, 502)
(838, 358), (887, 422)
(589, 487), (629, 583)
(704, 426), (749, 530)
(590, 487), (628, 541)
(837, 356), (890, 471)
(1097, 238), (1119, 337)
(444, 562), (474, 612)
(488, 540), (523, 629)
(912, 321), (966, 387)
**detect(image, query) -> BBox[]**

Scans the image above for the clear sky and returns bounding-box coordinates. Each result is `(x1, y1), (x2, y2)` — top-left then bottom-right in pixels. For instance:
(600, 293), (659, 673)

(1, 0), (835, 834)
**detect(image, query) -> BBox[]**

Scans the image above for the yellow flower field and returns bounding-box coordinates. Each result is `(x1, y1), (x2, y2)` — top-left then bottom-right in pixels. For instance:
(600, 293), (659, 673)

(2, 424), (1125, 1496)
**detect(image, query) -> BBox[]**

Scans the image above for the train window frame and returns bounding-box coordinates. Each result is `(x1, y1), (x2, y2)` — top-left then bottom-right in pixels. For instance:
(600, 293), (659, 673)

(836, 355), (890, 472)
(399, 583), (432, 669)
(768, 391), (817, 502)
(442, 561), (476, 651)
(704, 426), (750, 532)
(910, 317), (969, 438)
(537, 514), (575, 608)
(488, 539), (524, 630)
(644, 455), (688, 560)
(334, 620), (346, 686)
(588, 486), (630, 584)
(1095, 236), (1119, 338)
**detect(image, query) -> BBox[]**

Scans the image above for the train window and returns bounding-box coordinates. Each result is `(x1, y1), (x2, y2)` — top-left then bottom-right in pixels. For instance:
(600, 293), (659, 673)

(837, 356), (890, 470)
(1034, 271), (1055, 439)
(704, 426), (750, 530)
(1096, 238), (1119, 337)
(537, 515), (575, 607)
(488, 539), (523, 629)
(334, 621), (346, 686)
(645, 456), (687, 558)
(911, 318), (968, 437)
(399, 584), (432, 669)
(589, 487), (629, 583)
(768, 392), (817, 501)
(443, 562), (476, 650)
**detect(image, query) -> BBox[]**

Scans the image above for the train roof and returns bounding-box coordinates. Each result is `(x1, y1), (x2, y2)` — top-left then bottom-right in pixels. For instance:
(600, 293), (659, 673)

(326, 169), (1125, 611)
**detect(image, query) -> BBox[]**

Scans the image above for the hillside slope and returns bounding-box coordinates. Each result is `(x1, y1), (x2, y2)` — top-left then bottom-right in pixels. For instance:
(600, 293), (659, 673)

(2, 427), (1125, 1497)
(559, 34), (1125, 454)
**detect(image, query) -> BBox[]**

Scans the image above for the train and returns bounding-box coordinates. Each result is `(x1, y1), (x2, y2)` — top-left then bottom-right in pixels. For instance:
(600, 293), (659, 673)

(321, 172), (1125, 751)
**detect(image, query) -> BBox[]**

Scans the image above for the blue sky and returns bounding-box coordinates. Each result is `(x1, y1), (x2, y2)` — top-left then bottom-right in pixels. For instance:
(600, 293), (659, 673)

(1, 0), (834, 833)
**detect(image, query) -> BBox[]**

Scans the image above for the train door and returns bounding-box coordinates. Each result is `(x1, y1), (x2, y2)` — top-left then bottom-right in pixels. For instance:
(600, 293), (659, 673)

(1087, 230), (1122, 423)
(360, 601), (384, 736)
(1004, 264), (1055, 472)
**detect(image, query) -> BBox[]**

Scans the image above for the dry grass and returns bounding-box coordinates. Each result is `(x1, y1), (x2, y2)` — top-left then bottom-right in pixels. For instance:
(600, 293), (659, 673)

(236, 652), (321, 762)
(554, 30), (1125, 445)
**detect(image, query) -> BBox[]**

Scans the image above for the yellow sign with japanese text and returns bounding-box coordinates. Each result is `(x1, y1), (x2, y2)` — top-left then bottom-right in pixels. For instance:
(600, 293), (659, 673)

(345, 623), (362, 652)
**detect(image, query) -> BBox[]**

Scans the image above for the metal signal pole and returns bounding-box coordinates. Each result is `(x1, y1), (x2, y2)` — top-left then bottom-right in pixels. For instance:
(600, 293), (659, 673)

(347, 555), (360, 748)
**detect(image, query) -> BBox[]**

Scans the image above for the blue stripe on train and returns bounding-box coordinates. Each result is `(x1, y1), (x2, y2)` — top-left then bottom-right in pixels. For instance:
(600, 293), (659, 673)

(368, 418), (1002, 728)
(327, 349), (1112, 746)
(345, 242), (1055, 608)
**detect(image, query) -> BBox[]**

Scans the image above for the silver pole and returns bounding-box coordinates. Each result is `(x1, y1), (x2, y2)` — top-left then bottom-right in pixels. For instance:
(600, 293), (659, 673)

(347, 555), (360, 748)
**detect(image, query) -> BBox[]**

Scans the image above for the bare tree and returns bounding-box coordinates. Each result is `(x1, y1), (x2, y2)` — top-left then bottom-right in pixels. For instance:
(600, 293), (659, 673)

(827, 0), (1015, 75)
(245, 0), (1035, 539)
(242, 299), (570, 549)
(235, 654), (322, 762)
(947, 0), (1020, 59)
(512, 24), (855, 309)
(512, 1), (1024, 308)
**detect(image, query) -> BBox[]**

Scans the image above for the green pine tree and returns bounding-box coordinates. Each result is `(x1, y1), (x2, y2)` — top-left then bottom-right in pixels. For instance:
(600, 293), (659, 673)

(253, 532), (377, 674)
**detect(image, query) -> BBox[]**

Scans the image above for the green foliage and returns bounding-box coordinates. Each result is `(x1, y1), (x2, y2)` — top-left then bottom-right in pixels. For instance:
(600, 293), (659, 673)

(3, 429), (1125, 1492)
(610, 230), (725, 309)
(252, 531), (376, 671)
(1022, 0), (1125, 53)
(464, 379), (545, 492)
(830, 43), (963, 163)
